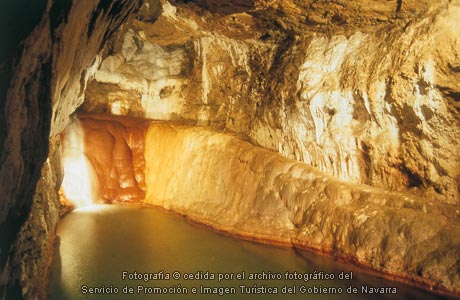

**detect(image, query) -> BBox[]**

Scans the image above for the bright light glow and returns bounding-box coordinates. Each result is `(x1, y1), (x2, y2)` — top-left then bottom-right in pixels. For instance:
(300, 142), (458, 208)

(61, 119), (97, 208)
(111, 101), (122, 115)
(423, 59), (435, 84)
(73, 204), (111, 213)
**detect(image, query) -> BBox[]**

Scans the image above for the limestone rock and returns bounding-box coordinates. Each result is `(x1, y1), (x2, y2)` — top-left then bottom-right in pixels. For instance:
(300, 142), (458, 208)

(60, 114), (148, 204)
(142, 121), (460, 295)
(1, 0), (460, 299)
(0, 0), (144, 299)
(84, 0), (460, 203)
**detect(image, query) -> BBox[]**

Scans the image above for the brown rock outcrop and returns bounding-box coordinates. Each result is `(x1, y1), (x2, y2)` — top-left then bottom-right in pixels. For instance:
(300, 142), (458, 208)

(7, 138), (62, 300)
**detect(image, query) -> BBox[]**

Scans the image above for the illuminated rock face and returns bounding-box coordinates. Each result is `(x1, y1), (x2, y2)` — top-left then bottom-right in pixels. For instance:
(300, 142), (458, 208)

(70, 114), (460, 296)
(80, 115), (148, 203)
(85, 0), (460, 204)
(60, 119), (98, 207)
(143, 123), (460, 296)
(2, 0), (460, 299)
(61, 115), (148, 205)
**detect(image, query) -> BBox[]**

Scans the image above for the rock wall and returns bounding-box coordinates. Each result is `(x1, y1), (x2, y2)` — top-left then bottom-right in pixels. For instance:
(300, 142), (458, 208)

(0, 0), (145, 299)
(84, 0), (460, 203)
(6, 139), (62, 300)
(143, 122), (460, 296)
(60, 114), (148, 205)
(62, 114), (459, 296)
(1, 0), (459, 299)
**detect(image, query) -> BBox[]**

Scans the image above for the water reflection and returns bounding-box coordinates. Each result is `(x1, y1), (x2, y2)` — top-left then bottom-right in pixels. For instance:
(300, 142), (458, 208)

(48, 205), (438, 300)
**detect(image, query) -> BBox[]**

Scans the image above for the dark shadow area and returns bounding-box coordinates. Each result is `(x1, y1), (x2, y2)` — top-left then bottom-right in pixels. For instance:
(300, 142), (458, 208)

(400, 165), (424, 188)
(0, 1), (47, 63)
(396, 0), (403, 13)
(0, 0), (47, 155)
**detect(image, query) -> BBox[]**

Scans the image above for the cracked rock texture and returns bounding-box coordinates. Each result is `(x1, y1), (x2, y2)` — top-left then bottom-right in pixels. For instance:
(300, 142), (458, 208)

(6, 139), (62, 300)
(84, 0), (460, 204)
(0, 0), (142, 299)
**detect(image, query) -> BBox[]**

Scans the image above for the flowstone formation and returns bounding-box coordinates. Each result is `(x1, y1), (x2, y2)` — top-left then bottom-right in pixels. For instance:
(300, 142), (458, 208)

(62, 114), (460, 296)
(77, 0), (460, 294)
(60, 114), (148, 204)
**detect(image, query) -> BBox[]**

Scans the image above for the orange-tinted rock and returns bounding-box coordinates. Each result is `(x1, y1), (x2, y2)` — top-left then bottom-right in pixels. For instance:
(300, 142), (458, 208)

(61, 115), (147, 207)
(61, 114), (149, 203)
(59, 114), (460, 296)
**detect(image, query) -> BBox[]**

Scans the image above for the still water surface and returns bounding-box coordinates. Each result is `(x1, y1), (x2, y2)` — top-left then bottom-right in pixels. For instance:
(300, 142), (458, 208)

(48, 204), (438, 300)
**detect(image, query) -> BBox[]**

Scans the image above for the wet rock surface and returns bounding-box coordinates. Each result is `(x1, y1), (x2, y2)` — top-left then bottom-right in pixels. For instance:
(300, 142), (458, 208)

(65, 114), (460, 296)
(60, 114), (149, 204)
(143, 120), (460, 297)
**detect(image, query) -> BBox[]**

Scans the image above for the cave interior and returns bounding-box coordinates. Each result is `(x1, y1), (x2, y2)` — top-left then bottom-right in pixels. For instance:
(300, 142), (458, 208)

(1, 0), (460, 299)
